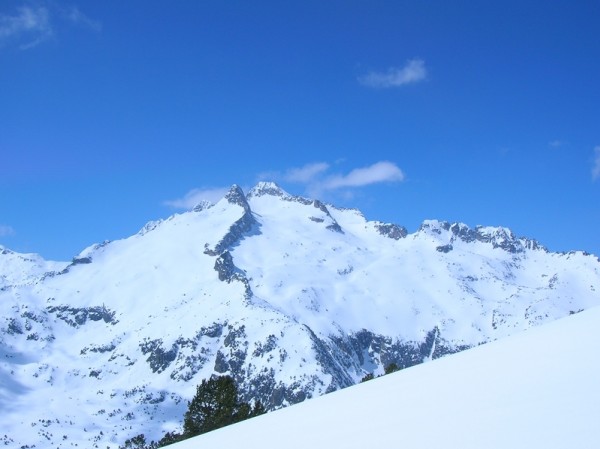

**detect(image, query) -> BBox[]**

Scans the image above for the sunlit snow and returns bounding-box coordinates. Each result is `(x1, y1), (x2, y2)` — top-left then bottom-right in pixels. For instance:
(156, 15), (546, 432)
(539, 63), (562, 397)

(176, 306), (600, 449)
(0, 183), (598, 448)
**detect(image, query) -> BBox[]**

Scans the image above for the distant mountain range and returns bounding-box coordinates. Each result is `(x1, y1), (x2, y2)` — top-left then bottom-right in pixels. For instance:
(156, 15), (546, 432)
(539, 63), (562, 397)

(1, 181), (599, 448)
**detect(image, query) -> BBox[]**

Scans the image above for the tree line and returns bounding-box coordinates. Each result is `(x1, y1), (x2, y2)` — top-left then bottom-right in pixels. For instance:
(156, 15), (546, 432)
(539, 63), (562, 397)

(120, 375), (265, 449)
(122, 364), (401, 448)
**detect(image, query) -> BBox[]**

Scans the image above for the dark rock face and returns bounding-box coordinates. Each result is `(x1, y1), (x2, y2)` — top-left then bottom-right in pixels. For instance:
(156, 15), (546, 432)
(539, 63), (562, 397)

(420, 221), (546, 254)
(47, 305), (118, 327)
(219, 324), (249, 374)
(214, 251), (239, 282)
(326, 222), (344, 233)
(460, 225), (546, 254)
(163, 321), (470, 411)
(312, 200), (344, 233)
(436, 244), (453, 253)
(312, 200), (330, 215)
(374, 223), (408, 240)
(169, 324), (224, 381)
(225, 185), (252, 212)
(328, 329), (423, 374)
(450, 223), (478, 242)
(141, 324), (227, 377)
(214, 350), (229, 373)
(80, 343), (116, 355)
(192, 200), (214, 212)
(304, 325), (356, 391)
(140, 339), (179, 374)
(204, 187), (258, 256)
(472, 227), (523, 253)
(6, 318), (24, 335)
(213, 251), (253, 300)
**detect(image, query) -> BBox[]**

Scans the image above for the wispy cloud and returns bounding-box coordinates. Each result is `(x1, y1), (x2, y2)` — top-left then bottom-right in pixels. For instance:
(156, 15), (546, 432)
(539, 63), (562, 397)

(0, 225), (15, 237)
(260, 160), (405, 197)
(62, 6), (101, 32)
(260, 162), (330, 184)
(168, 161), (406, 210)
(283, 162), (330, 183)
(324, 161), (405, 189)
(359, 59), (427, 88)
(0, 5), (52, 49)
(592, 146), (600, 182)
(0, 3), (100, 50)
(549, 140), (565, 148)
(164, 187), (230, 209)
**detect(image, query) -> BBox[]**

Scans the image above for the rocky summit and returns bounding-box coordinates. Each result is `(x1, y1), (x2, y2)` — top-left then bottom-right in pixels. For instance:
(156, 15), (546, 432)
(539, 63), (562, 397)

(1, 181), (599, 448)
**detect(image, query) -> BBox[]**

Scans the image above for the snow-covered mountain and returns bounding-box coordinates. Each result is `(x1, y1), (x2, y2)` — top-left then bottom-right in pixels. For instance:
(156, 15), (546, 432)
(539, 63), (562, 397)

(1, 181), (599, 448)
(174, 305), (600, 449)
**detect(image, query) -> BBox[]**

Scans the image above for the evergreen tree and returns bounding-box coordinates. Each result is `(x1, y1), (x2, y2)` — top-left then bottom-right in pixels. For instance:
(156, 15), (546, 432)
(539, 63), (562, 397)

(384, 362), (400, 374)
(361, 373), (375, 382)
(251, 399), (266, 417)
(119, 434), (152, 449)
(121, 375), (265, 448)
(183, 375), (249, 438)
(156, 431), (184, 448)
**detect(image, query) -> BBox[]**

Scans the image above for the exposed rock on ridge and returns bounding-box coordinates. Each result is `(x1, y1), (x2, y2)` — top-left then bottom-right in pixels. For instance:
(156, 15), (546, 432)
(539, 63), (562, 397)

(204, 185), (259, 256)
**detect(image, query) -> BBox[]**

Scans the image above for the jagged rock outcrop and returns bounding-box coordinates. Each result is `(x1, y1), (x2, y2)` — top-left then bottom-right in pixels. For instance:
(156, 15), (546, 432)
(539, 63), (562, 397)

(374, 222), (408, 240)
(418, 219), (546, 254)
(204, 185), (258, 256)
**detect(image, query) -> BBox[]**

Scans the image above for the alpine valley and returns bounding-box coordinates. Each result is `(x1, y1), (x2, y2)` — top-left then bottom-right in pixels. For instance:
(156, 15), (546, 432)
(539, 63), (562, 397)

(1, 182), (599, 448)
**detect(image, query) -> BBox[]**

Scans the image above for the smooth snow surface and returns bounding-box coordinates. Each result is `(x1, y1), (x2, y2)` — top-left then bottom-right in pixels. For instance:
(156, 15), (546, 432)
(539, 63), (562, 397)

(176, 307), (600, 449)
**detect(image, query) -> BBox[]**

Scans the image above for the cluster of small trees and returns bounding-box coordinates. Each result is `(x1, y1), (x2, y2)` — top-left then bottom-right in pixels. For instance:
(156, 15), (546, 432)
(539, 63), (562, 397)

(120, 375), (265, 449)
(360, 362), (400, 383)
(122, 364), (400, 448)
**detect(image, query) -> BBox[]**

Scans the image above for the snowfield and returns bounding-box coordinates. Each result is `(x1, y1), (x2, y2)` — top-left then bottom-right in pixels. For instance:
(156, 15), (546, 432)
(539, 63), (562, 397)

(0, 182), (599, 448)
(176, 306), (600, 449)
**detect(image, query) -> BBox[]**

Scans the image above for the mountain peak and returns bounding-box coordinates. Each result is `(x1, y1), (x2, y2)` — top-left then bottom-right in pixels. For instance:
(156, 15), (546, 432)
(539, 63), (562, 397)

(246, 181), (288, 199)
(224, 184), (251, 212)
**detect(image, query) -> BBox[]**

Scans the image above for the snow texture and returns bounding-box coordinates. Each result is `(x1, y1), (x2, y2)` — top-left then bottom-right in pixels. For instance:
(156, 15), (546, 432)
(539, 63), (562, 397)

(0, 182), (599, 448)
(176, 306), (600, 449)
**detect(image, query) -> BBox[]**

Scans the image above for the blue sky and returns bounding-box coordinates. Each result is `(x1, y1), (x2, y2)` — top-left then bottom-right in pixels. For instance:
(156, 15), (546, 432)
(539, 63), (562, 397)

(1, 0), (599, 260)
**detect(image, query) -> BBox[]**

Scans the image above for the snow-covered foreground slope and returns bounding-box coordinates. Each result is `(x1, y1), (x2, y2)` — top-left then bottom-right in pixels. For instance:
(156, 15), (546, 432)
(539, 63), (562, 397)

(177, 306), (600, 449)
(1, 182), (599, 448)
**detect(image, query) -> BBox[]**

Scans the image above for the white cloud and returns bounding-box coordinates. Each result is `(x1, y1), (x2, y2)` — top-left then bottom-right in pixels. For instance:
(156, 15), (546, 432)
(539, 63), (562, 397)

(324, 161), (405, 189)
(164, 187), (230, 209)
(169, 161), (405, 210)
(262, 161), (405, 198)
(0, 225), (15, 237)
(0, 6), (52, 49)
(258, 162), (330, 185)
(592, 146), (600, 182)
(359, 59), (427, 88)
(0, 4), (100, 50)
(549, 140), (564, 148)
(62, 6), (101, 32)
(284, 162), (330, 183)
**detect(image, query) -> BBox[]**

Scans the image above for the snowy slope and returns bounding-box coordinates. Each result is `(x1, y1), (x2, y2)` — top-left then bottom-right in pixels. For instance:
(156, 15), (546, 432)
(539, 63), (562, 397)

(175, 306), (600, 449)
(0, 245), (68, 288)
(1, 182), (599, 448)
